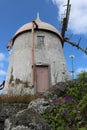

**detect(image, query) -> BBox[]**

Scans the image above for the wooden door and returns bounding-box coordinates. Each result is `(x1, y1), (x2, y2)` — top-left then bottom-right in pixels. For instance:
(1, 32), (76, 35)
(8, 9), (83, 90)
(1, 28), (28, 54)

(36, 66), (50, 92)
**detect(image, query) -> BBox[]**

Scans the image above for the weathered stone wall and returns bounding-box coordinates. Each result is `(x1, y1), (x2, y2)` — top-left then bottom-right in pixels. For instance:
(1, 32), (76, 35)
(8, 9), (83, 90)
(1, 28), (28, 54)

(34, 30), (68, 84)
(4, 32), (34, 95)
(4, 30), (68, 95)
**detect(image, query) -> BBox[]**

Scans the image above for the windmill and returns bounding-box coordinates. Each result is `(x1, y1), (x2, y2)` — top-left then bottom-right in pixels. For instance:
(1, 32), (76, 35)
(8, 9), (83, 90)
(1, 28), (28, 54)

(61, 0), (87, 54)
(1, 0), (86, 95)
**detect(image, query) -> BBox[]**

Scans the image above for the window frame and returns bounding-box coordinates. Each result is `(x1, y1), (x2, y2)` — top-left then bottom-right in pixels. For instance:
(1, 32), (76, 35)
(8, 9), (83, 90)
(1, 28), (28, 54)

(37, 36), (45, 44)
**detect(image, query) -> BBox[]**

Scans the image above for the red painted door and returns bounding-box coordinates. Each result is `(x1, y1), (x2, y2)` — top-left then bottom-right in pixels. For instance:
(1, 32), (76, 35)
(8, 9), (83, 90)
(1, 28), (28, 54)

(36, 66), (50, 92)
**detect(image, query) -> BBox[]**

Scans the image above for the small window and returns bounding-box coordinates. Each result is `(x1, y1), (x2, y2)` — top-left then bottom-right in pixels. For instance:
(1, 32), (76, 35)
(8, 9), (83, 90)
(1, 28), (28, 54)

(37, 36), (44, 44)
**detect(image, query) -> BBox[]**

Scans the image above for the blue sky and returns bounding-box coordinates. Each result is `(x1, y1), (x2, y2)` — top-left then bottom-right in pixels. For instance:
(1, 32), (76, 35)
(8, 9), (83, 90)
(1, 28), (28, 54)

(0, 0), (87, 86)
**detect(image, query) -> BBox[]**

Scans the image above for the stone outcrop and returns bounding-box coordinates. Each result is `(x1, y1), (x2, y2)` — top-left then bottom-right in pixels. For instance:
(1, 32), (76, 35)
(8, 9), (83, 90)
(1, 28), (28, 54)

(28, 82), (66, 115)
(43, 82), (66, 99)
(0, 82), (67, 130)
(4, 108), (51, 130)
(0, 103), (28, 130)
(28, 98), (50, 114)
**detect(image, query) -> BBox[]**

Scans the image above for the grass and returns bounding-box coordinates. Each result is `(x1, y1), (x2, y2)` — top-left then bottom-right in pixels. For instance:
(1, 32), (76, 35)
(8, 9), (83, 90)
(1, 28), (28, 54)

(0, 94), (41, 104)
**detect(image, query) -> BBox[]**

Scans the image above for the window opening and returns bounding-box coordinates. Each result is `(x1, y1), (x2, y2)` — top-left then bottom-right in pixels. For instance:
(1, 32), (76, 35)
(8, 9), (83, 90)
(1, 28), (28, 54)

(37, 36), (44, 44)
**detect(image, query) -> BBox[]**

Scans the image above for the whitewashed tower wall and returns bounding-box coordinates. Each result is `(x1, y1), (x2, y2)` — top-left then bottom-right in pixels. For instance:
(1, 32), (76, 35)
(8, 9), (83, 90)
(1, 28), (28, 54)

(4, 17), (68, 95)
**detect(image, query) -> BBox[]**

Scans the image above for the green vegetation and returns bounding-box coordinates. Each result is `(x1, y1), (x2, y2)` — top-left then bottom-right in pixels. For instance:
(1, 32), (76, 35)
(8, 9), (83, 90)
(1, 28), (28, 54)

(43, 71), (87, 130)
(0, 71), (87, 129)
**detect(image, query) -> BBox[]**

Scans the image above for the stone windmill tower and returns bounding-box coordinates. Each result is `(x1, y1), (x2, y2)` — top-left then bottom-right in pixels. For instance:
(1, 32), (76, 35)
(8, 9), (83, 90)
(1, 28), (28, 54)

(4, 15), (68, 95)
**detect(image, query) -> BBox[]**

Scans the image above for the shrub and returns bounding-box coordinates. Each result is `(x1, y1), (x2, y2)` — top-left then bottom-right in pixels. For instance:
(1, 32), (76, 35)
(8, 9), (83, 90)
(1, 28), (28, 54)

(43, 71), (87, 130)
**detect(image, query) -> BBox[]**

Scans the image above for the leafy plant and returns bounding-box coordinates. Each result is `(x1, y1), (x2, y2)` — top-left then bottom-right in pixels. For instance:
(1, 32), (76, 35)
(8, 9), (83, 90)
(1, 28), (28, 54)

(77, 71), (87, 83)
(43, 71), (87, 130)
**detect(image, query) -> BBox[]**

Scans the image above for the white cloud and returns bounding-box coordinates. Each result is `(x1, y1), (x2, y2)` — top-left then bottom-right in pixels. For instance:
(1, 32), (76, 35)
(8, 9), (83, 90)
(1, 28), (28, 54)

(0, 70), (6, 76)
(76, 67), (87, 74)
(51, 0), (87, 34)
(0, 53), (5, 61)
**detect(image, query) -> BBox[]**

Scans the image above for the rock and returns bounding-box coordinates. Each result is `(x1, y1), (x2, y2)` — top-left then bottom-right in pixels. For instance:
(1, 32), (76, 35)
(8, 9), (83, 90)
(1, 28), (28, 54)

(28, 98), (50, 114)
(4, 108), (51, 130)
(43, 82), (66, 100)
(0, 103), (28, 130)
(0, 81), (67, 130)
(28, 82), (67, 115)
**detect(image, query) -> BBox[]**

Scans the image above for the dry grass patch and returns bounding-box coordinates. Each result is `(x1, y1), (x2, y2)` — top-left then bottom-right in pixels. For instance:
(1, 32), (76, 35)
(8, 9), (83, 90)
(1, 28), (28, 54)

(0, 94), (42, 103)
